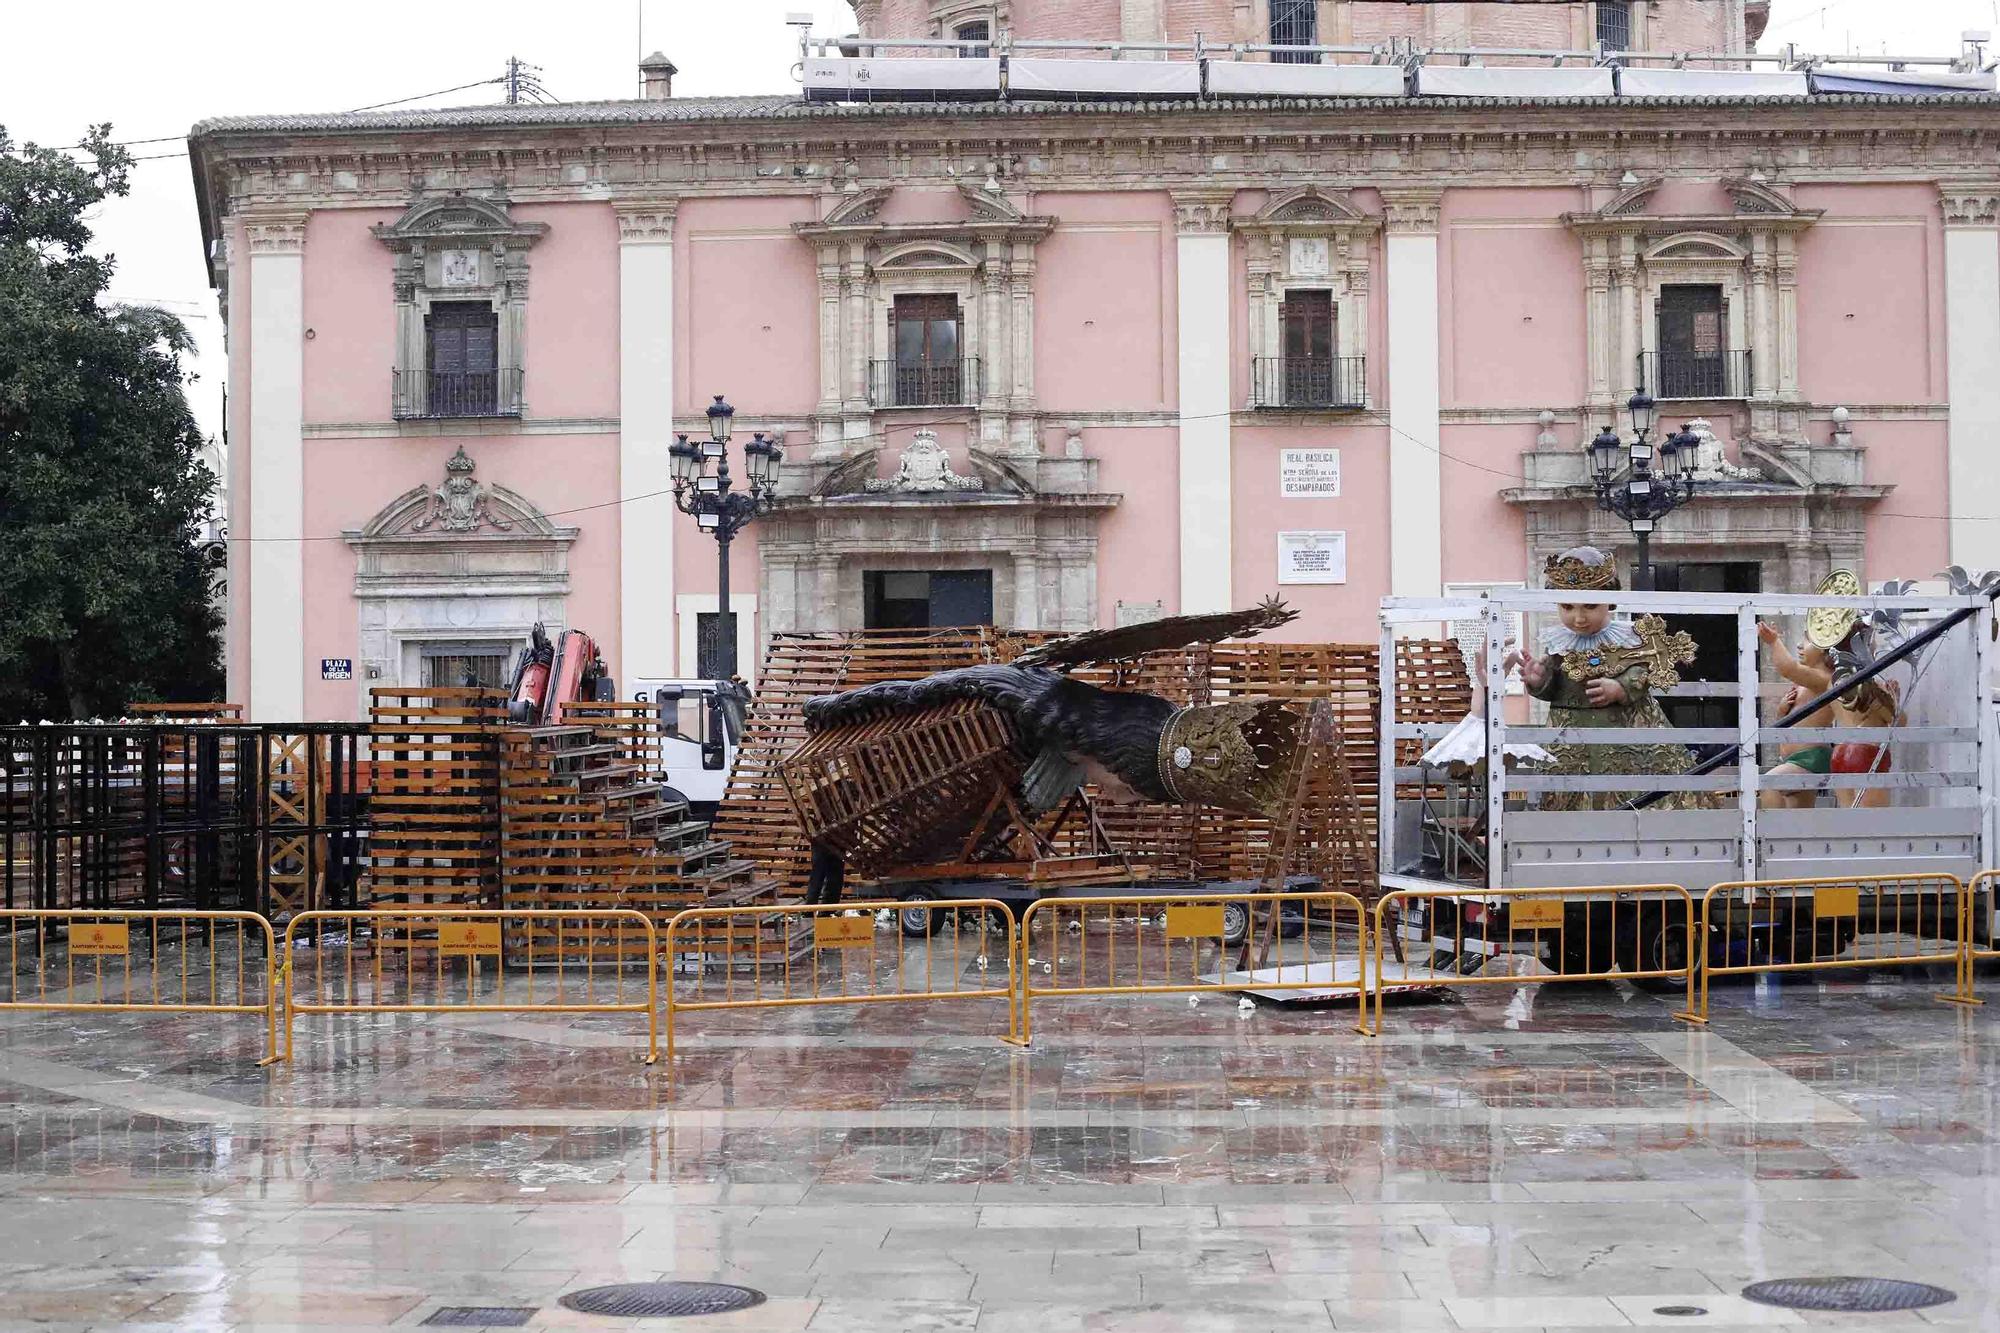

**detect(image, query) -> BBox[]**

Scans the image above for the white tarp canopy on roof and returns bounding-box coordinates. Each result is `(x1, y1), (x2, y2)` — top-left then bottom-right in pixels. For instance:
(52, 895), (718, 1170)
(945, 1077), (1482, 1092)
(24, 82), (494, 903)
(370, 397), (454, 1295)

(1416, 65), (1614, 98)
(803, 57), (1002, 95)
(1206, 61), (1405, 97)
(1618, 68), (1809, 97)
(1810, 67), (1995, 94)
(1007, 58), (1201, 96)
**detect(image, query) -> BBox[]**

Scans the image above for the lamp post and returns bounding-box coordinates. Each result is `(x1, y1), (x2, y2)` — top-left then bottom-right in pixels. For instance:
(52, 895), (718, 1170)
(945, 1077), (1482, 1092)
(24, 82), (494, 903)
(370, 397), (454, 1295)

(1587, 391), (1701, 591)
(667, 395), (783, 679)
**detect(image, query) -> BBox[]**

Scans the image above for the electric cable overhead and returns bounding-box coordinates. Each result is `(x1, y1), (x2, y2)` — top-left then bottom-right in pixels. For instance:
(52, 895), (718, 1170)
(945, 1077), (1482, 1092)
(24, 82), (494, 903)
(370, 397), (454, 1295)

(211, 400), (2000, 544)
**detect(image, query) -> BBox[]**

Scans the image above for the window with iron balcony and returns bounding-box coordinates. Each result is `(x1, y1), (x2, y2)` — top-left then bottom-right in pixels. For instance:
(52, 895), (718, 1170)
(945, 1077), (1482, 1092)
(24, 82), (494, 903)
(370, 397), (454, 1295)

(1236, 186), (1377, 413)
(372, 195), (543, 423)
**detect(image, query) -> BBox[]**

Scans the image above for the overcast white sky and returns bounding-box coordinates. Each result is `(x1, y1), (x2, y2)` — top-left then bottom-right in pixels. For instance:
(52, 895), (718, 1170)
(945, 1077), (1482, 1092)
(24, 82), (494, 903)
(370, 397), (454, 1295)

(1, 0), (1988, 447)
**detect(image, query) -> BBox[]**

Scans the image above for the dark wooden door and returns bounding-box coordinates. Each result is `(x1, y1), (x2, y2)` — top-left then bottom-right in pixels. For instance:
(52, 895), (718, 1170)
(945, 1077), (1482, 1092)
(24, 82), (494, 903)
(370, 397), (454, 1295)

(927, 571), (993, 627)
(426, 302), (498, 414)
(1281, 290), (1335, 404)
(891, 295), (962, 405)
(1657, 285), (1724, 397)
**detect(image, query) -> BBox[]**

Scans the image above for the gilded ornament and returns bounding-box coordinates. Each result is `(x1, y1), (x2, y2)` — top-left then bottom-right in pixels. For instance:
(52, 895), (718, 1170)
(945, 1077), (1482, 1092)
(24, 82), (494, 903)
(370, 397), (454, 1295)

(1558, 614), (1697, 691)
(1805, 569), (1863, 649)
(1543, 549), (1621, 593)
(1154, 699), (1305, 816)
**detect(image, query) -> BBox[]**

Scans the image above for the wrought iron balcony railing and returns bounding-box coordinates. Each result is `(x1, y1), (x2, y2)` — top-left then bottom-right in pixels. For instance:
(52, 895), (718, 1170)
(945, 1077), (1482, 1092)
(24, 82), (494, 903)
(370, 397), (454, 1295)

(1250, 355), (1367, 410)
(1639, 349), (1751, 401)
(867, 358), (982, 408)
(392, 368), (524, 420)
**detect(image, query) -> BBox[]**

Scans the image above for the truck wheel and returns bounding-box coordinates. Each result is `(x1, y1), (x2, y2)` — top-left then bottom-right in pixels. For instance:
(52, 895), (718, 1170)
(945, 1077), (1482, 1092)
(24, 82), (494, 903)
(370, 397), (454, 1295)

(1631, 919), (1702, 994)
(898, 893), (943, 937)
(1557, 903), (1615, 976)
(1221, 902), (1251, 947)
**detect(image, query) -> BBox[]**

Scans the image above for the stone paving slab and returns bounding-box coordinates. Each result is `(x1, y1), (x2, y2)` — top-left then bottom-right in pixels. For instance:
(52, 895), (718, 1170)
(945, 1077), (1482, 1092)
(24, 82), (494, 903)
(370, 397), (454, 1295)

(1, 965), (1997, 1330)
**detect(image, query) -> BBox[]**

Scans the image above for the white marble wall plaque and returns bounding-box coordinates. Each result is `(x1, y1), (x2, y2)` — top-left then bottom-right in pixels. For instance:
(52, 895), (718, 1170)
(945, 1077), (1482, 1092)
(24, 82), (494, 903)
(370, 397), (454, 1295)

(1288, 236), (1330, 277)
(1280, 448), (1341, 498)
(1277, 531), (1346, 585)
(440, 248), (480, 287)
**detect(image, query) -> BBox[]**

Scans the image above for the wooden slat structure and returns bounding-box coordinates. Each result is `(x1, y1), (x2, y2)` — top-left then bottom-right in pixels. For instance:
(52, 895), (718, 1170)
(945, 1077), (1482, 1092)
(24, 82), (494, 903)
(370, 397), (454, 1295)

(711, 628), (1004, 894)
(716, 630), (1473, 903)
(128, 703), (245, 722)
(362, 687), (503, 909)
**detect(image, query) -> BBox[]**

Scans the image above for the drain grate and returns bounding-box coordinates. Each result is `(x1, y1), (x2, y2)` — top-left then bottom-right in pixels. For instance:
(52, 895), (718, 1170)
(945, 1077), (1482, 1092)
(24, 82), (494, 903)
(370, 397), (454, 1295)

(1741, 1277), (1956, 1313)
(1652, 1307), (1708, 1317)
(421, 1309), (537, 1328)
(558, 1281), (767, 1319)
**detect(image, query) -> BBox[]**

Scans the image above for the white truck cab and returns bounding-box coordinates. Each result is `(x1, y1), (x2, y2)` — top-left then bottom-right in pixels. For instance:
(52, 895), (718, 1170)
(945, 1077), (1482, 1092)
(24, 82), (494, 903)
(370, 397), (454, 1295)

(626, 678), (747, 817)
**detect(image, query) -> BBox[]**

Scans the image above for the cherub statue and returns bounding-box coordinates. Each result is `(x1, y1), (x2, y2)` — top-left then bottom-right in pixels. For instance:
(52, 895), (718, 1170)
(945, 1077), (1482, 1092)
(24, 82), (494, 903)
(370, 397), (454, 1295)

(1503, 546), (1703, 811)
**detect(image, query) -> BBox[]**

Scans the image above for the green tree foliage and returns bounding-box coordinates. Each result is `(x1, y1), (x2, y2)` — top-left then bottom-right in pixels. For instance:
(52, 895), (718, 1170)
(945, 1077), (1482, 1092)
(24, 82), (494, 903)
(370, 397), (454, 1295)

(0, 125), (223, 719)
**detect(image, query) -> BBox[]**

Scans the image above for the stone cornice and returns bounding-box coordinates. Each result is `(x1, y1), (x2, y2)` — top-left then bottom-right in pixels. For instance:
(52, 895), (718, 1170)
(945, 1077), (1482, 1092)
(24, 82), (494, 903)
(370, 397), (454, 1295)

(1563, 208), (1823, 237)
(191, 101), (2000, 251)
(1938, 181), (2000, 227)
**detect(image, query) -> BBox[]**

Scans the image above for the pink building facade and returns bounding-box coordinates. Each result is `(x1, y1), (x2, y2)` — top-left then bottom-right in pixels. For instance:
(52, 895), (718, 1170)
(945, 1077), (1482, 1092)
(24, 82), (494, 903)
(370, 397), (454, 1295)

(189, 0), (2000, 723)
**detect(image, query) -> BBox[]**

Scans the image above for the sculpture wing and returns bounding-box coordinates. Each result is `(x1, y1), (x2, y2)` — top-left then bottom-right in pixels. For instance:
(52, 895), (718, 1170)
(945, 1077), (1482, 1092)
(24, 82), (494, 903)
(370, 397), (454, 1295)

(802, 664), (1063, 736)
(1008, 596), (1299, 672)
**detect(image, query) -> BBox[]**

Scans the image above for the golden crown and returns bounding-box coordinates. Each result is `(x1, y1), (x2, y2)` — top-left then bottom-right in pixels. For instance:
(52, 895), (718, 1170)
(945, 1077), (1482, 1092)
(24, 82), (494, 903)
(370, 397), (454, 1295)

(1155, 699), (1306, 817)
(1544, 549), (1620, 593)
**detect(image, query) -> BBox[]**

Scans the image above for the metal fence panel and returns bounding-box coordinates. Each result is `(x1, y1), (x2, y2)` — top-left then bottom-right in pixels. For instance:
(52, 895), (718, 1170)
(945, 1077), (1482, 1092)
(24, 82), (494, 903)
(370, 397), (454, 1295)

(281, 908), (658, 1063)
(662, 899), (1016, 1064)
(1014, 890), (1370, 1043)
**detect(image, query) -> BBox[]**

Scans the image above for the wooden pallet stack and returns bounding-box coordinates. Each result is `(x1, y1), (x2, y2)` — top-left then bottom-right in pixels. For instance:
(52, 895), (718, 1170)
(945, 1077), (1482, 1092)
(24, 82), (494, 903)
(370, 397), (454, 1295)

(362, 686), (504, 909)
(497, 724), (764, 930)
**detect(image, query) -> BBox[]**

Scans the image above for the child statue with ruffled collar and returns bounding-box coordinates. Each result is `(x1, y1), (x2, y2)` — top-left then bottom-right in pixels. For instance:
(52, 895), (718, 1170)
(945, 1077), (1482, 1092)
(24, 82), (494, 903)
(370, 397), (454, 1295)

(1500, 546), (1705, 812)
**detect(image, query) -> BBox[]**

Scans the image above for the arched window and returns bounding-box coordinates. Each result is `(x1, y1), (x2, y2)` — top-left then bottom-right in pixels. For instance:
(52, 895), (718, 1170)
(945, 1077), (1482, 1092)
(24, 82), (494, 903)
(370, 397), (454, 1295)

(954, 19), (990, 58)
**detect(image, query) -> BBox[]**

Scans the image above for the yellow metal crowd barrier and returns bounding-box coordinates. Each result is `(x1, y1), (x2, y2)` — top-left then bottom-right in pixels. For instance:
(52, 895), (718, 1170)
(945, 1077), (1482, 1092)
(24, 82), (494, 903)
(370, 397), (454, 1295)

(662, 898), (1016, 1065)
(1964, 871), (2000, 1000)
(1012, 890), (1370, 1044)
(1370, 885), (1696, 1035)
(1688, 873), (1972, 1023)
(279, 908), (659, 1063)
(0, 909), (281, 1064)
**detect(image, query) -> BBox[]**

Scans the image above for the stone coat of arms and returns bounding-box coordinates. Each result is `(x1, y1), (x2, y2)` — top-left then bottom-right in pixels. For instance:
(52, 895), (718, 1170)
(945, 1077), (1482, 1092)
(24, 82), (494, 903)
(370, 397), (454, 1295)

(413, 445), (513, 533)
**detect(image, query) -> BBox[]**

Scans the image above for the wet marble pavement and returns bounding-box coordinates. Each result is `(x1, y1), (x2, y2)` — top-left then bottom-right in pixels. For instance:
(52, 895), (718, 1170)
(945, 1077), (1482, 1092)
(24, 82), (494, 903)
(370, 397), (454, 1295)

(2, 964), (1998, 1331)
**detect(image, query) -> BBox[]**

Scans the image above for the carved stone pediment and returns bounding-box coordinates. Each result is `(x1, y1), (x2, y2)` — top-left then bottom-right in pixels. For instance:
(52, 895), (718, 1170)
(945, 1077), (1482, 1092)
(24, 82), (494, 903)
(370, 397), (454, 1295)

(1565, 177), (1822, 236)
(794, 184), (1055, 245)
(1599, 177), (1663, 217)
(1723, 176), (1805, 216)
(346, 448), (573, 543)
(371, 193), (548, 248)
(1245, 185), (1374, 228)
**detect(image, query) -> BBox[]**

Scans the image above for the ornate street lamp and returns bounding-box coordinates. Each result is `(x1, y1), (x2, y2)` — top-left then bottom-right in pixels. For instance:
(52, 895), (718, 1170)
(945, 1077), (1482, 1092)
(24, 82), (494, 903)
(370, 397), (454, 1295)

(1587, 391), (1701, 591)
(669, 395), (783, 678)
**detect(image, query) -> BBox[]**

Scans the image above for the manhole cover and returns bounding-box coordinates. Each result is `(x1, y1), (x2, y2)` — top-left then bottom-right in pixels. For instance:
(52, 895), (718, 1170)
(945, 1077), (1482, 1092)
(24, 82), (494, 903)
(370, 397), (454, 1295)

(421, 1309), (537, 1328)
(1652, 1307), (1708, 1317)
(558, 1282), (767, 1318)
(1741, 1277), (1956, 1313)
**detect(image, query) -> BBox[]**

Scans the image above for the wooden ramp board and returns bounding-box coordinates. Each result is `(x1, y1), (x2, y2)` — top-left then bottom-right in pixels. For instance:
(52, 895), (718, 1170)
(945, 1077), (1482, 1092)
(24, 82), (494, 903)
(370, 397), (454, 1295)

(1205, 957), (1450, 1005)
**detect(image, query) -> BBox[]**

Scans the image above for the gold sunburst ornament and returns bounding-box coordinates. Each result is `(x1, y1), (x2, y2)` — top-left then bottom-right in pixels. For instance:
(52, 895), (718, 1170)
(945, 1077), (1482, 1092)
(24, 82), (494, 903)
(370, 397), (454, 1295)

(1559, 614), (1699, 691)
(1805, 569), (1863, 649)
